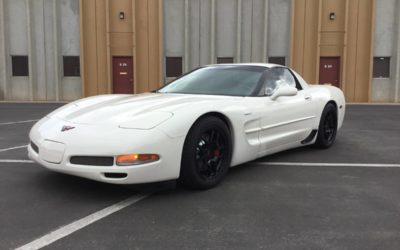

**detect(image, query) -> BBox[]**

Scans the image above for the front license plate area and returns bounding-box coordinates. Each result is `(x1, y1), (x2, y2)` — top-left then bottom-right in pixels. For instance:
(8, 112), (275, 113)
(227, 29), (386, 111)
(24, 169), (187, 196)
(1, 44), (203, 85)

(40, 140), (66, 164)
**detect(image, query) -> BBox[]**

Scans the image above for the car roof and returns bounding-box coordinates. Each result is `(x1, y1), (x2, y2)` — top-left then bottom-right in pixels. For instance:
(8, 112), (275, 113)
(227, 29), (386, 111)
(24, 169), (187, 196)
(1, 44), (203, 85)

(205, 63), (283, 68)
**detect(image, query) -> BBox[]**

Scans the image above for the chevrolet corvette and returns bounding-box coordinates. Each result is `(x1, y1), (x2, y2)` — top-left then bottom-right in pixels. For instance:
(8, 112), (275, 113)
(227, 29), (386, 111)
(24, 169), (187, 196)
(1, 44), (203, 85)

(28, 64), (345, 189)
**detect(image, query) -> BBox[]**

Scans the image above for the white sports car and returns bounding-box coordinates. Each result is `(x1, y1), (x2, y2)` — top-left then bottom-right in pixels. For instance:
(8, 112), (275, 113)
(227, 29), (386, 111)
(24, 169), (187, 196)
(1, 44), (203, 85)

(29, 64), (345, 189)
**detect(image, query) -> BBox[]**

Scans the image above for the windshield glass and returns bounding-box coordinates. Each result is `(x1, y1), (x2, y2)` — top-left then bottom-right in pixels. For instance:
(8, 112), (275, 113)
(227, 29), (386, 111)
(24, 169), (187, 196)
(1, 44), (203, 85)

(158, 66), (267, 96)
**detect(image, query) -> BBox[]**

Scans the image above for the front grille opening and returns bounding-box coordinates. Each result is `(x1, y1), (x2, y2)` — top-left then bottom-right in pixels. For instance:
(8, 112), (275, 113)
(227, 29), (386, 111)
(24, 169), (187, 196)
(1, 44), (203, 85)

(70, 156), (114, 166)
(104, 173), (128, 179)
(30, 141), (39, 154)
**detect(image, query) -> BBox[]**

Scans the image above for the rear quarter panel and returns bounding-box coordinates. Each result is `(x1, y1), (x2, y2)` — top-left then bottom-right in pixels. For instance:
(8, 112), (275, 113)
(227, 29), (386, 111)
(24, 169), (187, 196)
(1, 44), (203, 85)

(307, 85), (346, 130)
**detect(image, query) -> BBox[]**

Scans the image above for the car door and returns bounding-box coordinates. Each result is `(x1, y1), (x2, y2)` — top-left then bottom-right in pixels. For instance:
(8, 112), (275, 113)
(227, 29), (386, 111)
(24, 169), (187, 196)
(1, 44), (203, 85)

(256, 67), (317, 156)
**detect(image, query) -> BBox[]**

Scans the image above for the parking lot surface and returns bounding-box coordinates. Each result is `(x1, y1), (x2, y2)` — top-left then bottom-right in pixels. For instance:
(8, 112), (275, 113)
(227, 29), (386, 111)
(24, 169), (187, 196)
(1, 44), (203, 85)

(0, 103), (399, 250)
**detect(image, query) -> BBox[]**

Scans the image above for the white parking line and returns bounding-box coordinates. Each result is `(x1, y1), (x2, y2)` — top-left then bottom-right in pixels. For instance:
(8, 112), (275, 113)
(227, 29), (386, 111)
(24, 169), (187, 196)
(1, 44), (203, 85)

(16, 193), (150, 250)
(0, 145), (28, 153)
(253, 161), (400, 168)
(0, 159), (34, 163)
(0, 119), (38, 126)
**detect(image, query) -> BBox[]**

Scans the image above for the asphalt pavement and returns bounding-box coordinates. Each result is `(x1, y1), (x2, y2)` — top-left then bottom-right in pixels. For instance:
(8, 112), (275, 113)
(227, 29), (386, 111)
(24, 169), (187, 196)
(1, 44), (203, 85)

(0, 103), (399, 250)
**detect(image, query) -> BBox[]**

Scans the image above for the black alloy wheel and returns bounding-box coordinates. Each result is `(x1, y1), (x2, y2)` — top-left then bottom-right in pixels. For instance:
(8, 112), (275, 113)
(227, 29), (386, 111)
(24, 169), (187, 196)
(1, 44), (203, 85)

(179, 116), (232, 189)
(315, 103), (338, 149)
(195, 128), (228, 180)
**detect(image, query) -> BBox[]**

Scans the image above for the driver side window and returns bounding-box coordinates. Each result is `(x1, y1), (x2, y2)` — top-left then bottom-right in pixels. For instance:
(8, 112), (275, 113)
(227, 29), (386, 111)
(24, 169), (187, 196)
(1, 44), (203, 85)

(263, 68), (296, 96)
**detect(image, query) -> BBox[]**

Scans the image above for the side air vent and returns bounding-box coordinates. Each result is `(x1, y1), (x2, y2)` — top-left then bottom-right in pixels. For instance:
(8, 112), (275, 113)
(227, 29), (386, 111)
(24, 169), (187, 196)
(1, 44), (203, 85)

(70, 156), (114, 166)
(301, 129), (318, 144)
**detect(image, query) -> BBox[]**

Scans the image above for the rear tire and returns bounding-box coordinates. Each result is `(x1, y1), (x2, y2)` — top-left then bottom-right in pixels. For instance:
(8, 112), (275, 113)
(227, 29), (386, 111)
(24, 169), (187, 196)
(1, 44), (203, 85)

(314, 103), (338, 149)
(178, 116), (232, 189)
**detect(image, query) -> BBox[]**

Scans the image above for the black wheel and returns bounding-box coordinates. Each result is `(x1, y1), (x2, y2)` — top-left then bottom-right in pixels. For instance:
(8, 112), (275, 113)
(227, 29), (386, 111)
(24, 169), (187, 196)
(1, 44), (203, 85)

(314, 103), (338, 149)
(179, 116), (232, 189)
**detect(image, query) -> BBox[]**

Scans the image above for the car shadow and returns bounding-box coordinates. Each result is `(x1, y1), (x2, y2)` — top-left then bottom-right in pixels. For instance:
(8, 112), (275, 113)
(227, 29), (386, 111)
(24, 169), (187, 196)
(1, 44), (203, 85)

(34, 170), (176, 200)
(31, 145), (318, 199)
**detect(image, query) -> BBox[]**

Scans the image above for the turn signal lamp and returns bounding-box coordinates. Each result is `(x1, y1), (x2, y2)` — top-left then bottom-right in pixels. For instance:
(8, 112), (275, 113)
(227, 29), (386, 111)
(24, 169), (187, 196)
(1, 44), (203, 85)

(116, 154), (159, 166)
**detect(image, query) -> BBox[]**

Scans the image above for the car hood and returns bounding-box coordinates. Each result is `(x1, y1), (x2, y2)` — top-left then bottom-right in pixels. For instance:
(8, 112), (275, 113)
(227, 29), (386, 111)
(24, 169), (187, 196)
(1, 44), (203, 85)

(48, 93), (237, 128)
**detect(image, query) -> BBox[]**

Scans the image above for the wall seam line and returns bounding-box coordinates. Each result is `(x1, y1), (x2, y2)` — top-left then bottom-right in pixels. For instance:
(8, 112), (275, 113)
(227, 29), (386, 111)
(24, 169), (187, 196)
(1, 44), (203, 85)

(353, 0), (360, 101)
(250, 0), (254, 61)
(301, 0), (307, 75)
(394, 0), (400, 102)
(0, 0), (7, 99)
(95, 0), (99, 94)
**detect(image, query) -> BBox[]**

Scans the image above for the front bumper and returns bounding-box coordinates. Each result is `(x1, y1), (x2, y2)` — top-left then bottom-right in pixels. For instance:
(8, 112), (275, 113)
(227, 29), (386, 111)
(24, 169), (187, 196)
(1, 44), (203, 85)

(28, 117), (185, 184)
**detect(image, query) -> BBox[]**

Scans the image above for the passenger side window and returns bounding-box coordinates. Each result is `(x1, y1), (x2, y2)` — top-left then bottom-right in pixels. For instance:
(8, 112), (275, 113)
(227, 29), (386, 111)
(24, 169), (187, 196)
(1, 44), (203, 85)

(263, 68), (296, 96)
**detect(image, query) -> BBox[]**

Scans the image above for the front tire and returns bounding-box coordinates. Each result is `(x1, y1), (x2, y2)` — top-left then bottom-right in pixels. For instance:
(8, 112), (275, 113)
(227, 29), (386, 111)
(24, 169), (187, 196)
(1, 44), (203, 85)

(314, 103), (338, 148)
(179, 116), (232, 189)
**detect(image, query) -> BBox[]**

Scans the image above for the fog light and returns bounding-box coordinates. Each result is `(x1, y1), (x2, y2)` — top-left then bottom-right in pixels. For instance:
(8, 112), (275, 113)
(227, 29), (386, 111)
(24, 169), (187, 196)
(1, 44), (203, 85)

(116, 154), (159, 166)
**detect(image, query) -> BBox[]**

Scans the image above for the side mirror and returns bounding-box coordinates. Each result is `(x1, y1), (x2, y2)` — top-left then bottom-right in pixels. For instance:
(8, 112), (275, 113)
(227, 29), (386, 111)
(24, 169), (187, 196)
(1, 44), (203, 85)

(270, 86), (298, 100)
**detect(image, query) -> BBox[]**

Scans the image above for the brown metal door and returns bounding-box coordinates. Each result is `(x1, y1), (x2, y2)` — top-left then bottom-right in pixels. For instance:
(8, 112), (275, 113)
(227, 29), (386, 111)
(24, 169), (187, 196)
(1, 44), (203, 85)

(112, 57), (133, 94)
(319, 57), (340, 87)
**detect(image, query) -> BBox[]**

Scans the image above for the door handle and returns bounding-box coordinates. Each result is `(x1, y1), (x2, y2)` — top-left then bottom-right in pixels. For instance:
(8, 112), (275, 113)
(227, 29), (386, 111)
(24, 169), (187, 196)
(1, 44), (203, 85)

(305, 95), (312, 101)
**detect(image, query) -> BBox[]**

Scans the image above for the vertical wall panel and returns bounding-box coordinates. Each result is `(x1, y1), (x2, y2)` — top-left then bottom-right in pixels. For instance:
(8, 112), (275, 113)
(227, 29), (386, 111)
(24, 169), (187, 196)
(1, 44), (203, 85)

(80, 0), (98, 96)
(373, 0), (395, 56)
(302, 0), (320, 83)
(164, 0), (184, 56)
(61, 0), (80, 55)
(31, 0), (46, 100)
(354, 0), (374, 102)
(395, 0), (400, 102)
(199, 0), (211, 65)
(95, 0), (108, 94)
(250, 0), (264, 62)
(344, 0), (357, 100)
(216, 0), (235, 58)
(290, 0), (321, 83)
(0, 0), (8, 99)
(372, 0), (396, 102)
(8, 0), (28, 55)
(251, 0), (264, 62)
(135, 0), (149, 93)
(60, 0), (81, 100)
(189, 0), (200, 69)
(43, 0), (57, 100)
(290, 0), (306, 74)
(268, 0), (291, 57)
(8, 0), (29, 100)
(148, 0), (162, 91)
(240, 0), (252, 62)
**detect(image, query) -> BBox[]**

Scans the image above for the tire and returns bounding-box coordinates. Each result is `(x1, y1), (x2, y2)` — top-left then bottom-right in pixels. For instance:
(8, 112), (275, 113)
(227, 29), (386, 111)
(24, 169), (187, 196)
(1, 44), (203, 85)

(314, 103), (338, 149)
(178, 116), (232, 189)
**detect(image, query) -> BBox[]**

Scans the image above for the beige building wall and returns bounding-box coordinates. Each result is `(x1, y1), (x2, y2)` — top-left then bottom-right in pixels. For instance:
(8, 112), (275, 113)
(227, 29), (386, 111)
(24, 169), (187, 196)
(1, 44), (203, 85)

(290, 0), (375, 102)
(79, 0), (163, 97)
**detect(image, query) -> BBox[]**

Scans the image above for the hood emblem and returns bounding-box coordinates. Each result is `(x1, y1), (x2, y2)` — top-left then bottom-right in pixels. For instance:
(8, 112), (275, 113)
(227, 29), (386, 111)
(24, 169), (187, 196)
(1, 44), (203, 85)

(61, 125), (75, 132)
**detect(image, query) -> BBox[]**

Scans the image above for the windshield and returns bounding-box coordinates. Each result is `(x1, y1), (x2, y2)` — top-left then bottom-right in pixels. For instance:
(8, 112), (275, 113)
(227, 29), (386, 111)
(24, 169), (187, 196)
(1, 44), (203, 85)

(158, 66), (267, 96)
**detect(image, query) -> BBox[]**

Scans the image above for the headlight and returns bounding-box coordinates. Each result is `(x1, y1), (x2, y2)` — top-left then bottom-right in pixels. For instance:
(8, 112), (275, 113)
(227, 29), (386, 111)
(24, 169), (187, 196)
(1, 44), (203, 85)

(116, 154), (160, 166)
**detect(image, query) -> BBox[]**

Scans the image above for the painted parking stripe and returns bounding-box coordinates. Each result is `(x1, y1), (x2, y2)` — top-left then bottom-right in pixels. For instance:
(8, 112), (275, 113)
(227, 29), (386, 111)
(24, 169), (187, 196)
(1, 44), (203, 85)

(0, 145), (28, 153)
(16, 193), (150, 250)
(0, 119), (38, 126)
(0, 159), (34, 163)
(253, 162), (400, 168)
